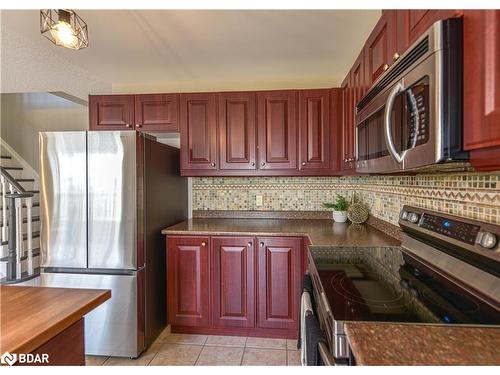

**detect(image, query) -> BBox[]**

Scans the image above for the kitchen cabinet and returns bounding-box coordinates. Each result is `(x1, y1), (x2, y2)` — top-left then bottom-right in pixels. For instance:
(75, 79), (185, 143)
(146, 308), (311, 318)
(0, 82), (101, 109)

(298, 89), (331, 170)
(257, 90), (298, 170)
(89, 95), (135, 131)
(179, 93), (218, 171)
(395, 10), (463, 54)
(340, 75), (354, 171)
(89, 94), (179, 131)
(463, 10), (500, 170)
(167, 236), (210, 327)
(257, 237), (301, 331)
(134, 94), (179, 132)
(218, 92), (257, 170)
(211, 236), (255, 328)
(364, 10), (397, 87)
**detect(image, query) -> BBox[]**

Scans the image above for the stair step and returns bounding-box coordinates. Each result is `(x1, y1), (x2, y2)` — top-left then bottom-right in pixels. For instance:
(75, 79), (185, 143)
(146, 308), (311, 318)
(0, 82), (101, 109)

(1, 231), (40, 246)
(0, 202), (40, 210)
(0, 156), (12, 159)
(0, 248), (40, 262)
(16, 178), (35, 182)
(0, 216), (41, 226)
(2, 166), (23, 170)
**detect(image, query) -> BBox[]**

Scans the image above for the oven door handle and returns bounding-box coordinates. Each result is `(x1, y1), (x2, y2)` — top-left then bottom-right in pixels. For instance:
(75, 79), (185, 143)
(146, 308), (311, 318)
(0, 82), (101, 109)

(384, 80), (406, 164)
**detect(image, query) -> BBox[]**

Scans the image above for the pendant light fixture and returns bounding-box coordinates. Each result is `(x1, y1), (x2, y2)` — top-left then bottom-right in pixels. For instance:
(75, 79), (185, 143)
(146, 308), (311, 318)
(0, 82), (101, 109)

(40, 9), (88, 50)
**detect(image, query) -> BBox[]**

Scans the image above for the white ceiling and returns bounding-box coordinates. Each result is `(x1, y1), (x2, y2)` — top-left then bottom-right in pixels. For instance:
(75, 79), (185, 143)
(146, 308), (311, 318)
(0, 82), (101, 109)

(1, 9), (381, 93)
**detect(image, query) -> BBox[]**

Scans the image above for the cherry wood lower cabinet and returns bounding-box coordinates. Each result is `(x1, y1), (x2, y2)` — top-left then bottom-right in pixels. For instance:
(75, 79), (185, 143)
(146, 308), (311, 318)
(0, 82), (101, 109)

(211, 236), (255, 328)
(257, 237), (302, 331)
(166, 234), (303, 338)
(167, 236), (210, 327)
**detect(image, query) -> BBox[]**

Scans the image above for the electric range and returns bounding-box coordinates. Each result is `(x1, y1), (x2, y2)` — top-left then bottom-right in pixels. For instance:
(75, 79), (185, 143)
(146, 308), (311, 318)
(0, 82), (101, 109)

(307, 206), (500, 364)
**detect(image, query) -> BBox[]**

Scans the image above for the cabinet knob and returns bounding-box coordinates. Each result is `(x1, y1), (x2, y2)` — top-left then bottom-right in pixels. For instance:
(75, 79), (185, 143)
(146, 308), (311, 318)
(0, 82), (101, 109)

(393, 52), (400, 61)
(125, 124), (131, 128)
(201, 242), (206, 247)
(301, 161), (306, 166)
(383, 63), (389, 71)
(250, 161), (255, 166)
(210, 162), (216, 167)
(248, 242), (253, 247)
(135, 124), (141, 128)
(260, 241), (264, 247)
(261, 162), (266, 167)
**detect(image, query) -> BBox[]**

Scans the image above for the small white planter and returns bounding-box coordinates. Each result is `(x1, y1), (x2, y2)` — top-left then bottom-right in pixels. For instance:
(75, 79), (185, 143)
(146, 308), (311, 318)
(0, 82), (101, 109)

(332, 210), (348, 223)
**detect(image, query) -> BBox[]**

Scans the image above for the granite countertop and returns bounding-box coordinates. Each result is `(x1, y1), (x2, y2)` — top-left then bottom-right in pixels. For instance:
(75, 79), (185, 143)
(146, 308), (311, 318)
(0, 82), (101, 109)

(162, 218), (400, 247)
(345, 322), (500, 365)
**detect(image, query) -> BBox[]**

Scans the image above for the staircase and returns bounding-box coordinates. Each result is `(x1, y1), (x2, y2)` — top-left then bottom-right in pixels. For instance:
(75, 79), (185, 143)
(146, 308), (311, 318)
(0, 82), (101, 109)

(0, 148), (41, 283)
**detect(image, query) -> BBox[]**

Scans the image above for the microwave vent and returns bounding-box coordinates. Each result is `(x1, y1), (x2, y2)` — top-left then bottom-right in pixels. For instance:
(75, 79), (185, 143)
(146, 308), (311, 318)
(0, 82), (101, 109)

(356, 36), (430, 113)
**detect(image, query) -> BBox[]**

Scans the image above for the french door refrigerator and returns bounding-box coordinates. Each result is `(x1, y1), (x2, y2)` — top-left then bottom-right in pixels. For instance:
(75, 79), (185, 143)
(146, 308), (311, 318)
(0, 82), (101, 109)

(34, 131), (187, 357)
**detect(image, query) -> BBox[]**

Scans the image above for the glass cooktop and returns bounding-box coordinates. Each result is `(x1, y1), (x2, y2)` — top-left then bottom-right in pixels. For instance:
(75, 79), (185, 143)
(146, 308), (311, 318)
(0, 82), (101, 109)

(312, 247), (500, 325)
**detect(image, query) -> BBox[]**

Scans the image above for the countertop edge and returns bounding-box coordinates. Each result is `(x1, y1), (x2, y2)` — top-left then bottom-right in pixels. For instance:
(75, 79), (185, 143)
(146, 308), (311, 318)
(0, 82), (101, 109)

(6, 288), (111, 355)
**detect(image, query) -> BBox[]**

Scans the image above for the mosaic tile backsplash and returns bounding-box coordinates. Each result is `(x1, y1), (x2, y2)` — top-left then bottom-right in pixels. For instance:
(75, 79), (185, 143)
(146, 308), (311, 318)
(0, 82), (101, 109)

(192, 173), (500, 225)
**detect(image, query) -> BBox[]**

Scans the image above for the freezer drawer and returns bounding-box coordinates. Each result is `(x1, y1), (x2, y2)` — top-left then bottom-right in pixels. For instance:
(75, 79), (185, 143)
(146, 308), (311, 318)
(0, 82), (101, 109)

(26, 271), (143, 357)
(39, 132), (87, 268)
(87, 131), (137, 270)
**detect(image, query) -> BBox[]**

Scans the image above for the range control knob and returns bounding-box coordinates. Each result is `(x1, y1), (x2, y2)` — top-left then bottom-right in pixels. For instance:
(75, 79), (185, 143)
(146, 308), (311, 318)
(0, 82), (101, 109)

(476, 231), (498, 249)
(400, 210), (409, 221)
(408, 212), (420, 224)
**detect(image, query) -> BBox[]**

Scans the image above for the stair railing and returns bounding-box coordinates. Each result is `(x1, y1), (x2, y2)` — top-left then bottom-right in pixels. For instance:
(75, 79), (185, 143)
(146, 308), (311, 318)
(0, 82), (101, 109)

(0, 167), (34, 281)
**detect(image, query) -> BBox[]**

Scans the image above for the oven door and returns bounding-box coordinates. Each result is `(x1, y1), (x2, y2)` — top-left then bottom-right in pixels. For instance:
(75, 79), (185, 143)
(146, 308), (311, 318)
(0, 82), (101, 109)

(356, 52), (440, 173)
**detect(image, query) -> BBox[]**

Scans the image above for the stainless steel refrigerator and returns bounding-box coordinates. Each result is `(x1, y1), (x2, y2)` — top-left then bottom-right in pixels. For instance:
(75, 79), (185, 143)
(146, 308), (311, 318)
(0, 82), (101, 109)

(33, 131), (187, 357)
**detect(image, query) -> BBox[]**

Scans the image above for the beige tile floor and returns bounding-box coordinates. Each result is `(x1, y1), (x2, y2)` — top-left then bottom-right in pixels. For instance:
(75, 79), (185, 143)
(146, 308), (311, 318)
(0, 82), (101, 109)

(86, 328), (301, 366)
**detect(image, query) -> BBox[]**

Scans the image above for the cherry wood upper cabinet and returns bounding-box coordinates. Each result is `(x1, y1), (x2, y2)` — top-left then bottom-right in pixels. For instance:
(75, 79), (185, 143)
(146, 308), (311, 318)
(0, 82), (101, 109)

(329, 88), (342, 172)
(257, 91), (298, 170)
(167, 236), (210, 328)
(134, 94), (179, 132)
(180, 93), (218, 171)
(298, 89), (330, 170)
(89, 95), (135, 131)
(364, 11), (397, 87)
(463, 10), (500, 170)
(211, 236), (255, 328)
(395, 9), (463, 54)
(257, 236), (301, 331)
(340, 75), (354, 171)
(218, 92), (257, 170)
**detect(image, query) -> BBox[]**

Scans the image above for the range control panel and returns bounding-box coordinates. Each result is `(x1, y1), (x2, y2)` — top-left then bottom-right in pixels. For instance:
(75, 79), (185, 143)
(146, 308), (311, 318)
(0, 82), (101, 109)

(399, 206), (499, 251)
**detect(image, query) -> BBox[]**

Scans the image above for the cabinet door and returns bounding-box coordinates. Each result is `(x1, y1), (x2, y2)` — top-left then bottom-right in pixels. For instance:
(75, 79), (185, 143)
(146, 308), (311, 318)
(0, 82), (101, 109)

(396, 10), (463, 53)
(463, 11), (500, 170)
(180, 93), (218, 171)
(135, 94), (179, 132)
(89, 95), (134, 131)
(257, 91), (298, 170)
(257, 237), (301, 330)
(219, 92), (257, 170)
(167, 236), (210, 327)
(364, 11), (397, 86)
(298, 89), (330, 170)
(211, 236), (255, 328)
(340, 75), (353, 171)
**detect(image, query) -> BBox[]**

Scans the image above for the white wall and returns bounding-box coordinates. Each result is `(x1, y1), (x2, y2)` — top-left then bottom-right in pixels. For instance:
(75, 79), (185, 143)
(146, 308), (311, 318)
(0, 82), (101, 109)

(0, 93), (87, 172)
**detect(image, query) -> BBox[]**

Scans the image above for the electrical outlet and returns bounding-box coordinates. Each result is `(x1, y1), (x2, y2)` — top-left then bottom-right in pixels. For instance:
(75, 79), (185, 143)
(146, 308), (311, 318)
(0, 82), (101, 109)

(256, 195), (263, 206)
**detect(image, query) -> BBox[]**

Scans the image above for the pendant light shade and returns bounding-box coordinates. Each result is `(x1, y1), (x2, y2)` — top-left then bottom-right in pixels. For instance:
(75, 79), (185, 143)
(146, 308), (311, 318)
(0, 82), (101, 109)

(40, 9), (88, 50)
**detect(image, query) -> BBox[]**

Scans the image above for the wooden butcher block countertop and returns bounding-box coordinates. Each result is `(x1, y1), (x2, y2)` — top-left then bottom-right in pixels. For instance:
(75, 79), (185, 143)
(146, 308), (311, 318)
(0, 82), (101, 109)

(0, 285), (110, 354)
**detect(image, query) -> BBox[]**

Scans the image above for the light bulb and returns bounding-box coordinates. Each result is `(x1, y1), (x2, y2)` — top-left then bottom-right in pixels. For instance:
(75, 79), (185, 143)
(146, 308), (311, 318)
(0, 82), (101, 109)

(50, 21), (79, 49)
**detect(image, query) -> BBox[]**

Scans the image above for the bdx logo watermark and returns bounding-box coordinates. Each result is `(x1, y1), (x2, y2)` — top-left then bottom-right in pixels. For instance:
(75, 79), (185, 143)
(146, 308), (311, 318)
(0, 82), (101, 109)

(1, 351), (49, 366)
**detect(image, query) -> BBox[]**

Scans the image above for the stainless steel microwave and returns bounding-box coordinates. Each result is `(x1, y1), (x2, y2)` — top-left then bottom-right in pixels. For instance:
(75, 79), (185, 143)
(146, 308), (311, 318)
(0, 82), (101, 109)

(355, 18), (468, 174)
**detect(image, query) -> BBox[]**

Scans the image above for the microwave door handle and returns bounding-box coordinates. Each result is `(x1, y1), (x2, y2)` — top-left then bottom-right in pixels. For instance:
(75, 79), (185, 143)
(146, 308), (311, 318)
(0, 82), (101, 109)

(384, 81), (405, 164)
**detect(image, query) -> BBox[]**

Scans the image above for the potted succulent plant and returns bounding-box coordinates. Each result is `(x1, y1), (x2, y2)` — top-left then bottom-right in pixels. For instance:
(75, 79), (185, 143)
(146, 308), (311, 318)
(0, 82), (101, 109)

(323, 195), (349, 223)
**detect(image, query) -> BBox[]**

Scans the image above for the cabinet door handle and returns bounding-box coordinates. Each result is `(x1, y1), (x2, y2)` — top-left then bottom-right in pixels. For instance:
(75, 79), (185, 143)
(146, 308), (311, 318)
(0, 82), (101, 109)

(393, 52), (400, 61)
(125, 124), (131, 128)
(250, 161), (255, 166)
(135, 124), (141, 128)
(247, 242), (253, 247)
(260, 241), (264, 247)
(383, 63), (389, 71)
(210, 162), (216, 167)
(261, 162), (266, 167)
(301, 161), (306, 166)
(201, 242), (206, 247)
